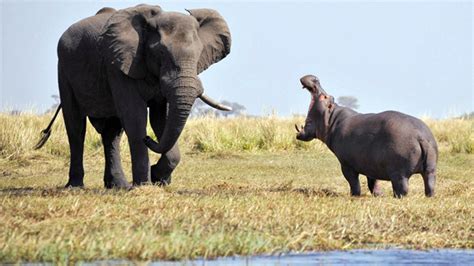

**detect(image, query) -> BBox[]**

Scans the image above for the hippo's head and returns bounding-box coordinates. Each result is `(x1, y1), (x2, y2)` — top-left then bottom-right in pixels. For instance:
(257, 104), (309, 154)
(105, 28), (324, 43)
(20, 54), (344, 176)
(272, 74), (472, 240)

(296, 75), (335, 142)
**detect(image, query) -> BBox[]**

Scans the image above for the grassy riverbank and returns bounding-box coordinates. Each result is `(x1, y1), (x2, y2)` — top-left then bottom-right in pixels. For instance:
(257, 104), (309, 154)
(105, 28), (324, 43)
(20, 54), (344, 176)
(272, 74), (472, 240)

(0, 114), (473, 262)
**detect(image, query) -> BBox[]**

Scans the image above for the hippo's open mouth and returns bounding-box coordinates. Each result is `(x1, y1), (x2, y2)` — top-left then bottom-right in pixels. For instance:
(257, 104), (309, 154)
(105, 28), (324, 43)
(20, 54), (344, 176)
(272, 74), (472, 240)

(299, 75), (329, 96)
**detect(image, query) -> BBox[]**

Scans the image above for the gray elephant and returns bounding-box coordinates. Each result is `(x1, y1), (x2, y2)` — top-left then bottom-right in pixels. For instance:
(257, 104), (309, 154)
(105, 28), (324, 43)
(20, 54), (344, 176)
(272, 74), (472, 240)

(35, 4), (232, 188)
(295, 75), (438, 197)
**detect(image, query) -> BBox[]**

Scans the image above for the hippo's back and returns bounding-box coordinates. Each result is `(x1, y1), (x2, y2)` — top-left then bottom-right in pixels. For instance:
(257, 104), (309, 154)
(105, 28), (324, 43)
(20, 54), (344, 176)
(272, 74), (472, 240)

(372, 111), (436, 146)
(333, 110), (437, 179)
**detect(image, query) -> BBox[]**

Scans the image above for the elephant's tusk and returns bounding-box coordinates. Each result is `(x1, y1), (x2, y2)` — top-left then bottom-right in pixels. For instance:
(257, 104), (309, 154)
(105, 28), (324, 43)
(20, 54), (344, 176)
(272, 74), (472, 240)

(199, 94), (232, 111)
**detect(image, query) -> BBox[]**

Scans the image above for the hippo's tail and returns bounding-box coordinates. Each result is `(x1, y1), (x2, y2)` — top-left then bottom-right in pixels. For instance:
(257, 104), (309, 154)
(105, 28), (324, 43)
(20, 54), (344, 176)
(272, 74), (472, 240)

(33, 104), (62, 150)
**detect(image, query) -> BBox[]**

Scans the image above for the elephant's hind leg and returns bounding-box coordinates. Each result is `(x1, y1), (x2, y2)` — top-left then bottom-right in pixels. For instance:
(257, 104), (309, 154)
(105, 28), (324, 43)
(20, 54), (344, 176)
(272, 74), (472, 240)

(59, 73), (86, 187)
(64, 115), (86, 187)
(99, 117), (130, 189)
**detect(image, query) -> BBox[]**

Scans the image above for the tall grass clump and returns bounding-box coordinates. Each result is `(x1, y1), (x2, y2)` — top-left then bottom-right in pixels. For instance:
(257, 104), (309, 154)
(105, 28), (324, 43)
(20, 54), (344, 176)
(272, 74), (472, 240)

(0, 113), (102, 160)
(184, 115), (474, 154)
(423, 117), (473, 154)
(182, 115), (327, 153)
(1, 113), (472, 160)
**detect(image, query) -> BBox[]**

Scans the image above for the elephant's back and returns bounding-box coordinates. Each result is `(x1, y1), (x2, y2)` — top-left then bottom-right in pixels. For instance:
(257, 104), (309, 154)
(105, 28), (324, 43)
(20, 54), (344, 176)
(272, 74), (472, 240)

(57, 10), (118, 118)
(57, 11), (114, 59)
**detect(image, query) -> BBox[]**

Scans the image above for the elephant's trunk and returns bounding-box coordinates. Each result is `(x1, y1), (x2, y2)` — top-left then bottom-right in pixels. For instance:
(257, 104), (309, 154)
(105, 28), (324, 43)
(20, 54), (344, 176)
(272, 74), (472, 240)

(143, 70), (233, 154)
(144, 75), (201, 154)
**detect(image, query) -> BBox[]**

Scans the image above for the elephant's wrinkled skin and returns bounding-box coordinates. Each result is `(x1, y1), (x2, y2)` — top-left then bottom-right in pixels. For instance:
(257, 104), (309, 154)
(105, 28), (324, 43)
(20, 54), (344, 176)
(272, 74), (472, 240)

(296, 75), (438, 197)
(37, 4), (232, 188)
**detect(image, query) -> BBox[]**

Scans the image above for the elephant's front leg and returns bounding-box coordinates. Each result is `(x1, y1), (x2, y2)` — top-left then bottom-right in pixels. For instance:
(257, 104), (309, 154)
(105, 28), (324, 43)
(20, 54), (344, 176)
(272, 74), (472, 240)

(109, 72), (150, 185)
(122, 109), (150, 185)
(148, 100), (181, 186)
(123, 108), (150, 185)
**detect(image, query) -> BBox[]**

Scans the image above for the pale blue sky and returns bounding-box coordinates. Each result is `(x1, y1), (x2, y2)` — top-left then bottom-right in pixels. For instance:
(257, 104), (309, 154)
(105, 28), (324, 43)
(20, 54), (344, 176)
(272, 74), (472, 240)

(1, 0), (472, 118)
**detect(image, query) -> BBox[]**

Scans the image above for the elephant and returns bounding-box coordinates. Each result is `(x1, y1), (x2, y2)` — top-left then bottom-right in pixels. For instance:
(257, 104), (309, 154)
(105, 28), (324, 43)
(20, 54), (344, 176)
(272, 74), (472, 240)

(295, 75), (438, 197)
(35, 4), (232, 188)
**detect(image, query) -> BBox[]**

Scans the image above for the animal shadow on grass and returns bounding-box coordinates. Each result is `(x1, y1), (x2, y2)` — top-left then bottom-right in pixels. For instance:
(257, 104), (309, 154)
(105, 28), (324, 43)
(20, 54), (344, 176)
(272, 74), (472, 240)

(0, 183), (342, 198)
(0, 186), (124, 197)
(175, 182), (342, 198)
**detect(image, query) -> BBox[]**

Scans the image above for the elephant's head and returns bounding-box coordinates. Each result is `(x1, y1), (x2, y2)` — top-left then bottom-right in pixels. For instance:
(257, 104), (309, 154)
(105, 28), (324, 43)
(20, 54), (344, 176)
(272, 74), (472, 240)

(295, 75), (335, 142)
(100, 4), (231, 153)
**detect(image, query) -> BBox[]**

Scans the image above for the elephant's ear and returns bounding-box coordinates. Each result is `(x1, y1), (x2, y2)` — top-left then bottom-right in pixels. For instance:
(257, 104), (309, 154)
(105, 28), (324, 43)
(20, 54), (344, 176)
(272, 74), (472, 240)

(187, 9), (231, 74)
(95, 7), (116, 15)
(99, 4), (162, 79)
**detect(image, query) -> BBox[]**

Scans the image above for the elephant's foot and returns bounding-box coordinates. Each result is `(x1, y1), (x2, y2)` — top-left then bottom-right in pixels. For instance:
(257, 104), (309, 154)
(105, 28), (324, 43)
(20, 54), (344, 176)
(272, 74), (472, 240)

(104, 176), (131, 190)
(65, 181), (84, 188)
(151, 164), (172, 186)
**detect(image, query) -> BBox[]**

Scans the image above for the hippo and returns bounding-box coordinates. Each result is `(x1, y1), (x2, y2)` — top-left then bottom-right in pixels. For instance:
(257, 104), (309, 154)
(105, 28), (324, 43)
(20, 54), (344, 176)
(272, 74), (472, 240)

(295, 75), (438, 197)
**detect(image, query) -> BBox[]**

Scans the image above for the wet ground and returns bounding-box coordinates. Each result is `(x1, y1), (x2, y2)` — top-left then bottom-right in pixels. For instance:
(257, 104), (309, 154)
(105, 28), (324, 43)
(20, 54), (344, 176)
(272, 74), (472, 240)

(87, 249), (474, 265)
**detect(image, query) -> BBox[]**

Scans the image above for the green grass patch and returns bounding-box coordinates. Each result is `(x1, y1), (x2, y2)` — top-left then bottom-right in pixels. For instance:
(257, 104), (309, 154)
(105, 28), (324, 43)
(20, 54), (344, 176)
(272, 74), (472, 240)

(0, 114), (473, 263)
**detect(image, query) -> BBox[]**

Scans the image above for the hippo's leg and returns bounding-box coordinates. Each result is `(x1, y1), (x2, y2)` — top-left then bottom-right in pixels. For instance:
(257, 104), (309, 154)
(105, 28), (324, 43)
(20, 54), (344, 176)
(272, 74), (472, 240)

(390, 175), (409, 198)
(422, 170), (436, 197)
(341, 164), (361, 196)
(367, 177), (383, 197)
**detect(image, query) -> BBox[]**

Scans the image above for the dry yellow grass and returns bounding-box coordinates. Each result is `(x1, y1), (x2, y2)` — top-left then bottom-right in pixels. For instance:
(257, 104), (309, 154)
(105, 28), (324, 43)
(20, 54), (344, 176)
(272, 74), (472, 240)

(0, 113), (473, 263)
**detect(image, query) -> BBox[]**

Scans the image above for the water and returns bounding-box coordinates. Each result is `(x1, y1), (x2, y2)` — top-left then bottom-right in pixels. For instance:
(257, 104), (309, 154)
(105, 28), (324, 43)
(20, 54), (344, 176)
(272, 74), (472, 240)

(88, 249), (474, 265)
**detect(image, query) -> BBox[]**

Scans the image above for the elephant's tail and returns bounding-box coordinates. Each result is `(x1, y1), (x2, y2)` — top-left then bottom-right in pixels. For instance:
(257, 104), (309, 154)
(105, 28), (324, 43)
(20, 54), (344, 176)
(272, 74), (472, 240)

(33, 104), (62, 150)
